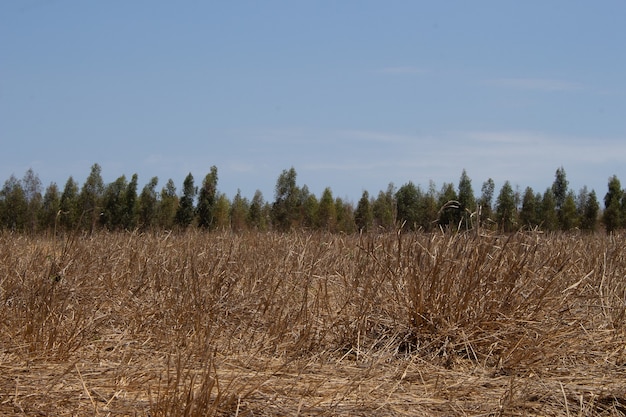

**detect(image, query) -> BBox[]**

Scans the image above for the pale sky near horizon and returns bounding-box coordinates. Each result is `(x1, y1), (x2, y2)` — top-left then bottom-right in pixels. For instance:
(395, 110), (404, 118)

(2, 1), (625, 204)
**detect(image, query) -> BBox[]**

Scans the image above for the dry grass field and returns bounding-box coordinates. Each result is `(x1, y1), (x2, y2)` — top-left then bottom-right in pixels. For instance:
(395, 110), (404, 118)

(1, 230), (625, 416)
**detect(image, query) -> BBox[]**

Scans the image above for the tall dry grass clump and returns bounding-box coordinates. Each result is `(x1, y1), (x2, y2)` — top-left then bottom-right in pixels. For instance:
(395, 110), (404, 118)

(0, 230), (625, 415)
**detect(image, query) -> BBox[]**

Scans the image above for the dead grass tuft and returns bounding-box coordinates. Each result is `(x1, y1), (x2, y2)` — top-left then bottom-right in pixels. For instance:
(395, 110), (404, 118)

(0, 230), (625, 415)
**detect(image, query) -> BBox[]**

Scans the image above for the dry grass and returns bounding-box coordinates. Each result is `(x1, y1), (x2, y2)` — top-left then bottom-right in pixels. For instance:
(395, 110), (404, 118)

(1, 230), (625, 416)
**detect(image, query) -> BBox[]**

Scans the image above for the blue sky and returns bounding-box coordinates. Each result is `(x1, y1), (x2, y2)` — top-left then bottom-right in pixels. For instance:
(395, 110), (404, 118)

(2, 1), (625, 203)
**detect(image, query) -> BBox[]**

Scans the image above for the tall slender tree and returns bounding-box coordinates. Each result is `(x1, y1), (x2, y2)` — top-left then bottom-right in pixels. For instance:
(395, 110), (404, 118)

(552, 166), (569, 211)
(372, 183), (396, 230)
(101, 175), (128, 230)
(580, 190), (599, 231)
(495, 181), (517, 232)
(354, 190), (373, 232)
(22, 168), (43, 232)
(335, 197), (355, 233)
(457, 169), (476, 230)
(230, 189), (249, 232)
(78, 163), (105, 232)
(213, 193), (231, 230)
(122, 173), (138, 229)
(539, 188), (558, 231)
(317, 187), (337, 231)
(137, 177), (159, 230)
(478, 178), (495, 227)
(0, 175), (27, 231)
(560, 191), (579, 231)
(60, 176), (80, 231)
(602, 175), (622, 233)
(396, 182), (421, 231)
(175, 173), (197, 228)
(197, 166), (219, 229)
(519, 186), (539, 229)
(39, 182), (61, 231)
(438, 182), (459, 228)
(248, 190), (267, 230)
(300, 186), (319, 229)
(271, 167), (300, 231)
(157, 179), (178, 229)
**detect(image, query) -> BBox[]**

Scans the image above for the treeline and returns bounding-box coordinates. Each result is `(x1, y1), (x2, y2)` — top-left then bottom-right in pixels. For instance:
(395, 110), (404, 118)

(1, 163), (624, 234)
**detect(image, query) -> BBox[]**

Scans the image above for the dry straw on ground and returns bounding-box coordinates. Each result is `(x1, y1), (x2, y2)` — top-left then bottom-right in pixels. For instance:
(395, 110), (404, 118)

(0, 230), (625, 416)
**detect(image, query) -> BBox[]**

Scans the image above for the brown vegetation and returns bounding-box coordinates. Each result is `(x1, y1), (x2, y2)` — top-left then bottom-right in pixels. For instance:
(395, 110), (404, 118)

(1, 230), (625, 416)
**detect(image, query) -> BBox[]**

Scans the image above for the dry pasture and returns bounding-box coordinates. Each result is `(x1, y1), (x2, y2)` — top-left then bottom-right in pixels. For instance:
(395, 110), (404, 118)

(1, 230), (625, 416)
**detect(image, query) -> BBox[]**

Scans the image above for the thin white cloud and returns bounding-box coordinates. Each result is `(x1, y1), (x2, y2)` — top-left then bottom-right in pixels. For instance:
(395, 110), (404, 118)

(337, 129), (417, 144)
(486, 77), (584, 92)
(227, 161), (255, 173)
(378, 66), (428, 75)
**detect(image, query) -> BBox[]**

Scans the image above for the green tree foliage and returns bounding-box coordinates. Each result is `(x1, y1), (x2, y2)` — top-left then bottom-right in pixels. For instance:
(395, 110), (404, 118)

(420, 182), (439, 232)
(123, 173), (139, 229)
(175, 173), (197, 228)
(396, 182), (421, 231)
(318, 187), (337, 231)
(271, 167), (301, 231)
(602, 175), (622, 234)
(101, 175), (128, 230)
(478, 178), (495, 227)
(495, 181), (517, 232)
(335, 197), (355, 233)
(248, 190), (268, 230)
(580, 189), (599, 231)
(552, 166), (569, 212)
(157, 179), (178, 229)
(0, 175), (28, 231)
(519, 186), (539, 229)
(60, 177), (80, 231)
(300, 186), (319, 229)
(354, 190), (373, 232)
(372, 183), (396, 230)
(539, 188), (558, 231)
(438, 182), (459, 228)
(137, 177), (159, 231)
(230, 189), (249, 232)
(22, 168), (43, 232)
(457, 169), (476, 230)
(39, 182), (61, 231)
(197, 166), (219, 229)
(78, 163), (105, 232)
(0, 164), (615, 235)
(560, 191), (579, 231)
(213, 193), (231, 230)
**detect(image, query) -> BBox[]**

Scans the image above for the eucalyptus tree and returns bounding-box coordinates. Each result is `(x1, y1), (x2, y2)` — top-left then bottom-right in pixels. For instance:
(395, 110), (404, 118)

(602, 175), (622, 233)
(175, 173), (197, 228)
(22, 168), (43, 232)
(354, 190), (373, 232)
(271, 167), (301, 231)
(580, 189), (599, 231)
(197, 166), (218, 229)
(137, 177), (159, 231)
(230, 189), (249, 232)
(318, 187), (337, 232)
(248, 190), (267, 230)
(39, 182), (61, 231)
(495, 181), (517, 232)
(60, 176), (80, 230)
(457, 169), (476, 230)
(0, 175), (27, 231)
(78, 163), (105, 232)
(157, 179), (178, 229)
(372, 183), (396, 230)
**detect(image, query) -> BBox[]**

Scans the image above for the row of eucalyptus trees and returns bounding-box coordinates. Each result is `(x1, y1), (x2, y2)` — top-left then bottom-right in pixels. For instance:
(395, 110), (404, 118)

(0, 164), (621, 234)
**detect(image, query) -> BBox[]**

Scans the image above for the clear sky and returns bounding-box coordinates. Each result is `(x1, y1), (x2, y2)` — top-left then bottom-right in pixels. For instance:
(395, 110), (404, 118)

(2, 1), (625, 203)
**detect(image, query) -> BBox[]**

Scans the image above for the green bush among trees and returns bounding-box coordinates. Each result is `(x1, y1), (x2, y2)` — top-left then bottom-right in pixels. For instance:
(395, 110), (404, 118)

(0, 164), (620, 234)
